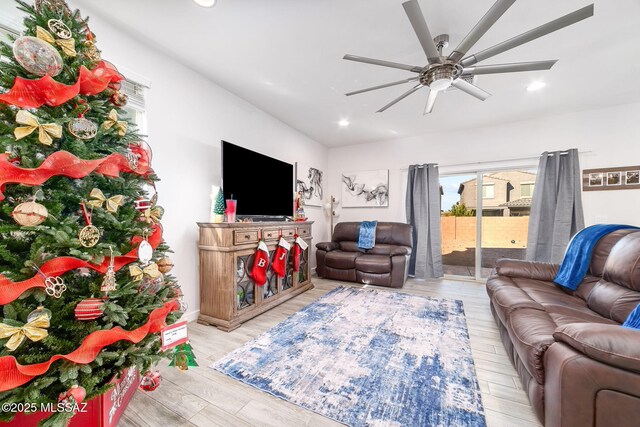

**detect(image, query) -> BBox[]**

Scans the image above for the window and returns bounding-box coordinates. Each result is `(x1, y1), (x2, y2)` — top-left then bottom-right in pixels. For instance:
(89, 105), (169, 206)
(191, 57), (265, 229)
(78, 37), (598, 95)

(482, 183), (495, 199)
(120, 79), (148, 132)
(521, 183), (535, 198)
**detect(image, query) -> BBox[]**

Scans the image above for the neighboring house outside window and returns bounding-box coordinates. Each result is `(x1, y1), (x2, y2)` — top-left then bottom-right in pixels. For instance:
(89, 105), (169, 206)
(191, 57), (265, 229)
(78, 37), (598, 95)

(521, 182), (535, 198)
(482, 183), (495, 199)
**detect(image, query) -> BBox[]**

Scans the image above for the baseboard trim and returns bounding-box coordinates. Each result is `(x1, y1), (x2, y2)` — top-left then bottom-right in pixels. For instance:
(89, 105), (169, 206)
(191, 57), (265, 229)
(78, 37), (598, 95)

(182, 309), (200, 323)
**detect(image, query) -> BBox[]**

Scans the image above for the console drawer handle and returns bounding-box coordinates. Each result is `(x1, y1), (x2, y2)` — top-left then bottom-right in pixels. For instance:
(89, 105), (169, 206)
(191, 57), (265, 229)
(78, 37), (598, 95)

(244, 234), (250, 239)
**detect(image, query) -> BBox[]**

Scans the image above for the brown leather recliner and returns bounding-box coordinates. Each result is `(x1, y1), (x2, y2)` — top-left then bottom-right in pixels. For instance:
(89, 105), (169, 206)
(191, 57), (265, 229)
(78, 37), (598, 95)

(316, 222), (413, 288)
(487, 229), (640, 427)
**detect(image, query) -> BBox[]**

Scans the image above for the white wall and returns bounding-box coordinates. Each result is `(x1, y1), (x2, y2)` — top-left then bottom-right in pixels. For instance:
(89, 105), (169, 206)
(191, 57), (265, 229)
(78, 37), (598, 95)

(0, 4), (328, 322)
(328, 102), (640, 227)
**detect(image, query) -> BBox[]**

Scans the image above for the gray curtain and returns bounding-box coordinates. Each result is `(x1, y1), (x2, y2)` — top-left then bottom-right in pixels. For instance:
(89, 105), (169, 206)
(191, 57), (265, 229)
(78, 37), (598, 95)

(526, 149), (585, 263)
(406, 164), (443, 279)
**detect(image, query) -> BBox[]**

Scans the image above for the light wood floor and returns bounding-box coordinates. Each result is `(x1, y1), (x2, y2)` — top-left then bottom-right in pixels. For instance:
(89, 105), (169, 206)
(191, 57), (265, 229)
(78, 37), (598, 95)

(121, 277), (541, 427)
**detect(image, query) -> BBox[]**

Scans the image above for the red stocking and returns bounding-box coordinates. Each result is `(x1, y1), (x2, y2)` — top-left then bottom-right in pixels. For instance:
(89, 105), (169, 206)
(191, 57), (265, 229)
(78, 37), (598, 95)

(271, 237), (290, 278)
(292, 235), (309, 272)
(249, 240), (269, 286)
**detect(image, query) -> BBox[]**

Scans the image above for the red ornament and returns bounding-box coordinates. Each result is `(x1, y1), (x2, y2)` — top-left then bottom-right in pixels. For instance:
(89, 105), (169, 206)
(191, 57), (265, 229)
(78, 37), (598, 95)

(58, 385), (86, 405)
(139, 370), (161, 392)
(75, 298), (105, 321)
(110, 91), (128, 107)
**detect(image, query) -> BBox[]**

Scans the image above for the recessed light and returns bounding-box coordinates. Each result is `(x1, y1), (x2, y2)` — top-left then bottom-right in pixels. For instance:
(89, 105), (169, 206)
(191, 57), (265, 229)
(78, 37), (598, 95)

(526, 81), (546, 92)
(339, 120), (350, 127)
(193, 0), (217, 7)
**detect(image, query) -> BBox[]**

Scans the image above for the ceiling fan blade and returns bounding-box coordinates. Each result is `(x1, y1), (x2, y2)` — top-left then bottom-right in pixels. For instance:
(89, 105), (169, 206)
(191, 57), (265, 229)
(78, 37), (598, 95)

(461, 60), (557, 76)
(343, 54), (423, 73)
(402, 0), (442, 64)
(461, 4), (594, 67)
(424, 88), (438, 115)
(377, 83), (424, 113)
(346, 77), (420, 96)
(448, 0), (516, 63)
(451, 79), (491, 101)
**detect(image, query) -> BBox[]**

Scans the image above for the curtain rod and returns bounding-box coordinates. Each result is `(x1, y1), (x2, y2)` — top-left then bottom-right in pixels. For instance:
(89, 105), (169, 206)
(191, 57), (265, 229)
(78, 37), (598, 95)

(403, 150), (592, 170)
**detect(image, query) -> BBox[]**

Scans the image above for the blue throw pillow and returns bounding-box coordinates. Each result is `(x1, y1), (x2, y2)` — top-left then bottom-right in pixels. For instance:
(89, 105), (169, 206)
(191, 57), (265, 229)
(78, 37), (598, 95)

(622, 304), (640, 329)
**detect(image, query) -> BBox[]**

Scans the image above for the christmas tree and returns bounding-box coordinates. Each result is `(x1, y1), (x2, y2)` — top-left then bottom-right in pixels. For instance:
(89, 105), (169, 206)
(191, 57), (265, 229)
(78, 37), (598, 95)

(0, 1), (184, 425)
(213, 188), (225, 216)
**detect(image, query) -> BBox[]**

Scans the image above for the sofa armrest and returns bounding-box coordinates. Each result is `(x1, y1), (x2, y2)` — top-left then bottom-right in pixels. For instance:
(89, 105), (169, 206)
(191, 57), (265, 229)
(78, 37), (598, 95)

(390, 246), (412, 256)
(316, 242), (339, 252)
(495, 258), (559, 282)
(553, 323), (640, 373)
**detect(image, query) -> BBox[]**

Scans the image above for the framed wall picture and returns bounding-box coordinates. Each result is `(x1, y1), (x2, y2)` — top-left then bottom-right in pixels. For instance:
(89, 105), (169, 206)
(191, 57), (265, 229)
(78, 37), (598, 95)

(583, 166), (640, 191)
(626, 170), (640, 185)
(295, 163), (323, 206)
(341, 169), (389, 207)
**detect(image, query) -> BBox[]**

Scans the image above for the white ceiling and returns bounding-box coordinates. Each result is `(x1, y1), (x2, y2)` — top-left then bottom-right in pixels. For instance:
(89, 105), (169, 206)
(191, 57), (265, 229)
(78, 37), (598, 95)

(76, 0), (640, 147)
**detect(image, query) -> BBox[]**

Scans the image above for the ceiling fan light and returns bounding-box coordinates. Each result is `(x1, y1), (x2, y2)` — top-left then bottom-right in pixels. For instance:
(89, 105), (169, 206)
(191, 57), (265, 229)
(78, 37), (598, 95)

(193, 0), (217, 7)
(430, 77), (453, 92)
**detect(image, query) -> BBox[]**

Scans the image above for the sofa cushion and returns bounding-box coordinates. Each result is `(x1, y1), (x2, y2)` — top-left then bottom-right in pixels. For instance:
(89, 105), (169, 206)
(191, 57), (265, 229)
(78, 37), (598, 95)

(586, 280), (640, 323)
(355, 254), (391, 274)
(590, 229), (640, 277)
(339, 241), (365, 253)
(603, 232), (640, 291)
(324, 251), (362, 269)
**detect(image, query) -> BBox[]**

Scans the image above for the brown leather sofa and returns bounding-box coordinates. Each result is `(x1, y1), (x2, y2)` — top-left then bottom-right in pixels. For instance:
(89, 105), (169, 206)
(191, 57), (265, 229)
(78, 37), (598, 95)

(487, 229), (640, 427)
(315, 222), (413, 288)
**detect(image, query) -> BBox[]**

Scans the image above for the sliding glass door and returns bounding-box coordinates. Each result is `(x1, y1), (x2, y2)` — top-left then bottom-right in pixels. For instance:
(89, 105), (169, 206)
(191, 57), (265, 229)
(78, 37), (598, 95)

(441, 168), (536, 280)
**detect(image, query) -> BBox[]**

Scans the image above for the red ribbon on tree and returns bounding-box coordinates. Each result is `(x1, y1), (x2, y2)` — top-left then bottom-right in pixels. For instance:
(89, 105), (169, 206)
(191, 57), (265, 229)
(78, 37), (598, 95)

(0, 146), (149, 201)
(0, 299), (178, 392)
(0, 61), (123, 109)
(0, 225), (163, 305)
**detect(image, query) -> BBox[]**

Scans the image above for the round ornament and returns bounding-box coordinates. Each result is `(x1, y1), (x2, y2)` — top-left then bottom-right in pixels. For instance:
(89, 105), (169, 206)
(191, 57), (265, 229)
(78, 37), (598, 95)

(74, 298), (104, 321)
(68, 117), (98, 140)
(11, 201), (48, 226)
(58, 385), (86, 405)
(27, 306), (52, 323)
(110, 91), (128, 107)
(139, 370), (161, 392)
(13, 36), (63, 77)
(79, 225), (100, 248)
(157, 257), (174, 274)
(35, 0), (72, 16)
(137, 240), (153, 264)
(140, 274), (164, 294)
(47, 19), (72, 39)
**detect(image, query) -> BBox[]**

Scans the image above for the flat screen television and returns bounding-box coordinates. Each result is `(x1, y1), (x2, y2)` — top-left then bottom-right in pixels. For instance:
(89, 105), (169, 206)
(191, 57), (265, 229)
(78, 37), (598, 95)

(221, 141), (293, 218)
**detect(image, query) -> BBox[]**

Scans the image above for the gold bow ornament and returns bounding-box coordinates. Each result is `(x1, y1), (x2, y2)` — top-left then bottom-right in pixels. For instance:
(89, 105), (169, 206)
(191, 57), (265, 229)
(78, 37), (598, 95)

(129, 262), (162, 282)
(102, 109), (127, 137)
(36, 25), (76, 57)
(0, 313), (50, 352)
(87, 188), (124, 213)
(14, 110), (62, 146)
(140, 206), (164, 224)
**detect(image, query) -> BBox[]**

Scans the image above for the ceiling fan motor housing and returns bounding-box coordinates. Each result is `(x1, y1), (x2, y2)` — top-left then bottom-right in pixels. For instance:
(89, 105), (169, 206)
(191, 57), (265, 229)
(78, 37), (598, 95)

(421, 63), (458, 91)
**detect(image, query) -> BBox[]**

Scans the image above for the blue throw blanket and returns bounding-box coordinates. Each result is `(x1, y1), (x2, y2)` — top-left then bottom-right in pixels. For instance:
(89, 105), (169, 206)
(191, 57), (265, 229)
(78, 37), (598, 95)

(623, 304), (640, 330)
(357, 221), (377, 249)
(554, 224), (639, 291)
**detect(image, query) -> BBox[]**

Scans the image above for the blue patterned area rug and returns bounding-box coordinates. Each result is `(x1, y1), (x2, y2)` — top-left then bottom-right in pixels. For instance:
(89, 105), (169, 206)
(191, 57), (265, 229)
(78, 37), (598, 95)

(211, 287), (486, 427)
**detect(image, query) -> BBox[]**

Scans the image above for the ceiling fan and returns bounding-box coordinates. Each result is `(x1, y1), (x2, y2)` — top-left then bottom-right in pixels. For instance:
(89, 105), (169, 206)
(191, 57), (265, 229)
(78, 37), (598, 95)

(343, 0), (594, 114)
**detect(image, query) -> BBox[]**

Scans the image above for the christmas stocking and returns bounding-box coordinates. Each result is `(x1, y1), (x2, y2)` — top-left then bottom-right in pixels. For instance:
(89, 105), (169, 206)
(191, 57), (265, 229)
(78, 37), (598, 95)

(249, 240), (270, 286)
(292, 235), (309, 272)
(271, 237), (291, 278)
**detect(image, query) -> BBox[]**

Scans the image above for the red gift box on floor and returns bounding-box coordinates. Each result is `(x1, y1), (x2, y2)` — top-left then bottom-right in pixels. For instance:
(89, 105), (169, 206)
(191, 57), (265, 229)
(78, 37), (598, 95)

(5, 367), (139, 427)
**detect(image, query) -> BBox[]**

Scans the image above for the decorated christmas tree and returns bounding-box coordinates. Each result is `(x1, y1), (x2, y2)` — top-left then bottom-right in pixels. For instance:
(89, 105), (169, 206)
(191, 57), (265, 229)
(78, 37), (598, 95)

(0, 1), (184, 425)
(213, 188), (225, 216)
